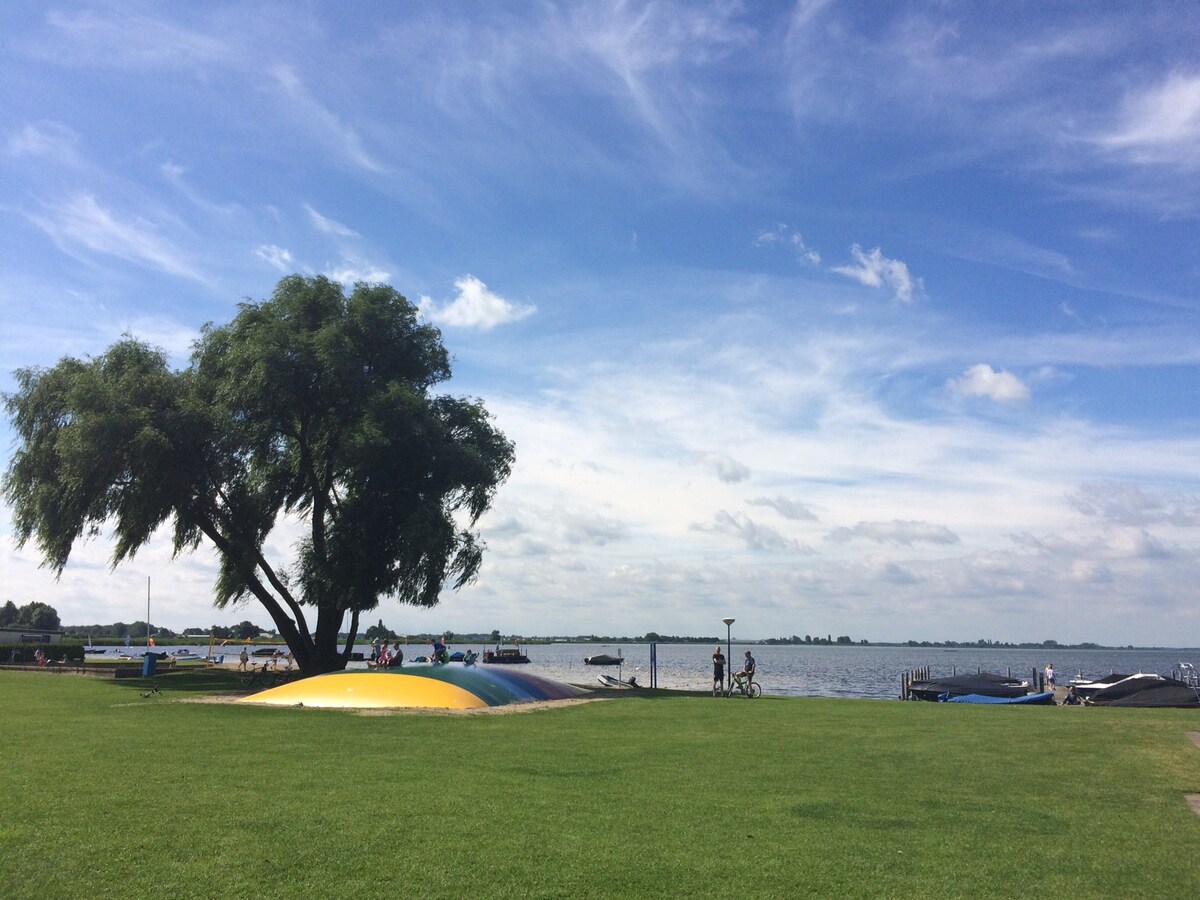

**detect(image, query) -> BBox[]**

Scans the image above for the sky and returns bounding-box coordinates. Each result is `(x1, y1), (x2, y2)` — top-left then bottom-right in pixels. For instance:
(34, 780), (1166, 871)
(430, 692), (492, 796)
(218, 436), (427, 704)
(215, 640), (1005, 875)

(2, 2), (1200, 646)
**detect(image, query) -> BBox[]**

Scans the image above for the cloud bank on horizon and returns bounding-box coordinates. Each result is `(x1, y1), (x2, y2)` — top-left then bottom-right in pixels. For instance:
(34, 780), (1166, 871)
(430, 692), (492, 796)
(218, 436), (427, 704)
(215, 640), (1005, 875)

(2, 2), (1199, 647)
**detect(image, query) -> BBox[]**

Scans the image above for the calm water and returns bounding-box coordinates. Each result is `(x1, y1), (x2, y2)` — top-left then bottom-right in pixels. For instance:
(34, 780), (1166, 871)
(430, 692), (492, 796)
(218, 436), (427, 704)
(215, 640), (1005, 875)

(161, 641), (1200, 700)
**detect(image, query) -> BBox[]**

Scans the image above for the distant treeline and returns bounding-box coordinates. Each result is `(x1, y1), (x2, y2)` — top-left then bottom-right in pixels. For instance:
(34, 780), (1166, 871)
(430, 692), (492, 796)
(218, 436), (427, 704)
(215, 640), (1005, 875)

(45, 610), (1136, 650)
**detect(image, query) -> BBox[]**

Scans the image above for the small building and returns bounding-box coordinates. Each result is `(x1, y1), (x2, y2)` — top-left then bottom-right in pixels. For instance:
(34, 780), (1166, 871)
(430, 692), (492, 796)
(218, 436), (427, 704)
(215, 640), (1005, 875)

(0, 627), (64, 646)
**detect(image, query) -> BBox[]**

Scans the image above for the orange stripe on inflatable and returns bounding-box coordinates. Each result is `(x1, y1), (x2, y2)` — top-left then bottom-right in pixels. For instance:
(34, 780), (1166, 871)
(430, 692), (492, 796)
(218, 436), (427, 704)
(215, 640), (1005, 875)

(237, 673), (490, 709)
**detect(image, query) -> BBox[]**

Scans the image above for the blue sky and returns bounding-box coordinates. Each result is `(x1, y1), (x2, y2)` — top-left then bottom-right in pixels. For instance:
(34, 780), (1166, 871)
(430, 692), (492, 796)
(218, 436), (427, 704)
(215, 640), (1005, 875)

(3, 2), (1200, 644)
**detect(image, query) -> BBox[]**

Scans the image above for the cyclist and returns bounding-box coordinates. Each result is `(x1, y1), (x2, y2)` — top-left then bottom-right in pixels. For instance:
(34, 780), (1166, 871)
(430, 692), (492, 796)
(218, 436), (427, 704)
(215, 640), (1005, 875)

(733, 650), (756, 693)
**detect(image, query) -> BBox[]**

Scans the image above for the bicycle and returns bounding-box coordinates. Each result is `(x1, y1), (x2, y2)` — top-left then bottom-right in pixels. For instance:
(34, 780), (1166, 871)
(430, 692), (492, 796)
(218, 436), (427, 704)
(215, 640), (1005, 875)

(240, 664), (295, 689)
(725, 672), (761, 698)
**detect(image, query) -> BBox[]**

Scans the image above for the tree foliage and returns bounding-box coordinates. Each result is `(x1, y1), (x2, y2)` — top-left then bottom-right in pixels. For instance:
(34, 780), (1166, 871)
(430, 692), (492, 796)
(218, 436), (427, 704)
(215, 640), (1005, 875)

(3, 276), (514, 674)
(0, 600), (61, 630)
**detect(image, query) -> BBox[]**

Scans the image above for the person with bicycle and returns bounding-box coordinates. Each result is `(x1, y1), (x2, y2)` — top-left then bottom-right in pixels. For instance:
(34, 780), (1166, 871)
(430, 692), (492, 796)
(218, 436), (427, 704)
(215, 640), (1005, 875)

(733, 650), (756, 693)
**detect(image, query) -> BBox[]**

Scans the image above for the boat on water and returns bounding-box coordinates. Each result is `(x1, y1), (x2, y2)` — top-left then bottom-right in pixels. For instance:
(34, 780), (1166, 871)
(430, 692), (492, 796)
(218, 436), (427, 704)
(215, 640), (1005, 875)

(482, 647), (529, 664)
(906, 672), (1029, 702)
(171, 649), (205, 661)
(584, 653), (623, 666)
(251, 647), (281, 658)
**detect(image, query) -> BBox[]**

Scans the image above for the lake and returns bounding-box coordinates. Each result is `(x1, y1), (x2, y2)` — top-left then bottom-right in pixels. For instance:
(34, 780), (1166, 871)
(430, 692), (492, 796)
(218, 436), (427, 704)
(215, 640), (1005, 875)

(179, 640), (1200, 700)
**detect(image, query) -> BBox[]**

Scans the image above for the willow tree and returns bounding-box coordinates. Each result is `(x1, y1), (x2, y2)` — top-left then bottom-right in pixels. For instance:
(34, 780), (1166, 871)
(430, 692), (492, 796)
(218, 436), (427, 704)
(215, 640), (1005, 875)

(3, 275), (514, 674)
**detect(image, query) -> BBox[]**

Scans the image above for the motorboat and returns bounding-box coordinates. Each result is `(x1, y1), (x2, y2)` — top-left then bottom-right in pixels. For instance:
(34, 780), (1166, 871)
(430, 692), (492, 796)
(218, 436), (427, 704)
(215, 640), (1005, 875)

(171, 649), (205, 661)
(1078, 673), (1164, 702)
(482, 647), (530, 664)
(584, 653), (624, 666)
(1105, 679), (1200, 708)
(906, 672), (1029, 702)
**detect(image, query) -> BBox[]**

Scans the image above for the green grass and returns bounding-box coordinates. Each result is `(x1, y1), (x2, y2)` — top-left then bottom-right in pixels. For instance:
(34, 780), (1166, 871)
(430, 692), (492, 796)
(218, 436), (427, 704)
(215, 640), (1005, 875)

(2, 670), (1199, 898)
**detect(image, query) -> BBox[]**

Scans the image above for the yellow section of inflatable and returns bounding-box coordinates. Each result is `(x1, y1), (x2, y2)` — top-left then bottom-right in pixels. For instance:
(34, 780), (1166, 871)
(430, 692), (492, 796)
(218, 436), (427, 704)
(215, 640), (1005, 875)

(236, 672), (490, 709)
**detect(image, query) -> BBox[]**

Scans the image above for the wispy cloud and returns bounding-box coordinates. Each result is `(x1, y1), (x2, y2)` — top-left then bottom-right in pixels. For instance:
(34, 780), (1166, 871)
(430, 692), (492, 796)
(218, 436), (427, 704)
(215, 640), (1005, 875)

(696, 452), (750, 484)
(1067, 482), (1200, 527)
(269, 65), (386, 175)
(7, 121), (83, 167)
(254, 244), (294, 271)
(1097, 71), (1200, 168)
(831, 245), (921, 303)
(419, 276), (535, 330)
(826, 521), (960, 547)
(306, 204), (358, 237)
(37, 8), (247, 71)
(556, 509), (630, 546)
(691, 510), (805, 552)
(26, 192), (207, 283)
(747, 496), (818, 521)
(947, 364), (1030, 404)
(755, 225), (821, 265)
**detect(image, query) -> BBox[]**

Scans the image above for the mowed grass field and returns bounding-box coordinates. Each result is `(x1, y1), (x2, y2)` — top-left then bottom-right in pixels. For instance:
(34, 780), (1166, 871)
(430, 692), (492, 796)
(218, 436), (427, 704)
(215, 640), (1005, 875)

(2, 669), (1200, 899)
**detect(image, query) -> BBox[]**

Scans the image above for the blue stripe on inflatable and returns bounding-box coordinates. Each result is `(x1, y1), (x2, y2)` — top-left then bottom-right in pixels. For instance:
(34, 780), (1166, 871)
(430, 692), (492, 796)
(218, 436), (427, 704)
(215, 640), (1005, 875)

(371, 663), (588, 706)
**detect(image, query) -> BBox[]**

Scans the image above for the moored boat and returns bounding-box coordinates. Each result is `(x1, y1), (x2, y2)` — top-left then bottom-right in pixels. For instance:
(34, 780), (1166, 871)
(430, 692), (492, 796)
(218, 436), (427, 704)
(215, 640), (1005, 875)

(906, 672), (1029, 702)
(1080, 673), (1164, 702)
(944, 691), (1056, 705)
(584, 653), (623, 666)
(482, 647), (529, 664)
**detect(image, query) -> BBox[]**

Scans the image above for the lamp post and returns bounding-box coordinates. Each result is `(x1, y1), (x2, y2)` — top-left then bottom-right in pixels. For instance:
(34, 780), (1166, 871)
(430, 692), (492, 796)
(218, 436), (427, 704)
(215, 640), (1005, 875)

(722, 617), (735, 693)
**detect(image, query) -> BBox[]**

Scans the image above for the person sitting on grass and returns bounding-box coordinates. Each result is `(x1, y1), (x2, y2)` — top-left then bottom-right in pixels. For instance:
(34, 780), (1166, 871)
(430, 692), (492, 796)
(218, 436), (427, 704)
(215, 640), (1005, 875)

(388, 646), (404, 668)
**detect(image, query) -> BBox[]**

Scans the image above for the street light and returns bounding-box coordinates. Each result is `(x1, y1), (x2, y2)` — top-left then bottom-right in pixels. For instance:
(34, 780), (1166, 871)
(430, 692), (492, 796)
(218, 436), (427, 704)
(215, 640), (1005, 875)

(722, 617), (735, 693)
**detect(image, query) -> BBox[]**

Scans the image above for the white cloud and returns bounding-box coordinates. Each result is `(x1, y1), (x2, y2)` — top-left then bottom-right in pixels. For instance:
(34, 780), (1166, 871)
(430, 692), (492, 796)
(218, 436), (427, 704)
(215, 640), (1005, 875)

(691, 510), (804, 552)
(269, 65), (386, 175)
(696, 452), (750, 484)
(556, 510), (630, 546)
(26, 192), (207, 283)
(826, 520), (960, 547)
(1098, 71), (1200, 168)
(747, 496), (818, 521)
(254, 244), (293, 271)
(305, 204), (358, 237)
(418, 275), (536, 330)
(947, 363), (1030, 404)
(754, 225), (821, 265)
(1067, 482), (1200, 528)
(831, 245), (920, 302)
(326, 263), (391, 286)
(7, 121), (82, 166)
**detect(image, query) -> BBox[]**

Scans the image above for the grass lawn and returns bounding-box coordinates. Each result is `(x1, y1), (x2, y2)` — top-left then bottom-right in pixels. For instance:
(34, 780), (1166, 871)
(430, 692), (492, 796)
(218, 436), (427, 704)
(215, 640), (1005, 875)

(2, 669), (1199, 899)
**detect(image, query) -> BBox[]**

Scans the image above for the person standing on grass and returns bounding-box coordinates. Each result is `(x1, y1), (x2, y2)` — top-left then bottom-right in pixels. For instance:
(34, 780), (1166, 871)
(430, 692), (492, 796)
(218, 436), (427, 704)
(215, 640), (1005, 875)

(712, 646), (726, 696)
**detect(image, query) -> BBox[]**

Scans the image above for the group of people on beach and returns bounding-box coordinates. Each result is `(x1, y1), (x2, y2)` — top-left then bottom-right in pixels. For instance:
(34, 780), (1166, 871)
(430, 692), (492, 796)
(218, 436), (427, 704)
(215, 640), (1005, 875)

(236, 646), (292, 673)
(711, 647), (755, 695)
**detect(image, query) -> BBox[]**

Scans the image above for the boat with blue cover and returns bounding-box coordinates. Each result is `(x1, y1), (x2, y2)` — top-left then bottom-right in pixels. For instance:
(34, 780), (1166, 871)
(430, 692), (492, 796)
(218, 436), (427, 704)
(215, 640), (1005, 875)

(944, 691), (1055, 705)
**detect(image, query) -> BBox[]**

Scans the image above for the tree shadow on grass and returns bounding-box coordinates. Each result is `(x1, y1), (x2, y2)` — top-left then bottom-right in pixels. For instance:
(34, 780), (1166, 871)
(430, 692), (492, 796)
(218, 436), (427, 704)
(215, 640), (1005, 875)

(110, 667), (247, 695)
